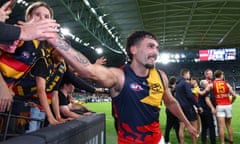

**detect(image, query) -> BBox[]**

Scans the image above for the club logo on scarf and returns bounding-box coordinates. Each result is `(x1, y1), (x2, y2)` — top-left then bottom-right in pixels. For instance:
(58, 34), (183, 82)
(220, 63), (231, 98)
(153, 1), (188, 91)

(22, 51), (30, 59)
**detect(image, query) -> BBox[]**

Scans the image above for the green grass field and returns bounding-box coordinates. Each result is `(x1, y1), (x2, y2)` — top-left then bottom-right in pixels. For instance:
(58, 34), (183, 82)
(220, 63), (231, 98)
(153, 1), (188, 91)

(85, 98), (240, 144)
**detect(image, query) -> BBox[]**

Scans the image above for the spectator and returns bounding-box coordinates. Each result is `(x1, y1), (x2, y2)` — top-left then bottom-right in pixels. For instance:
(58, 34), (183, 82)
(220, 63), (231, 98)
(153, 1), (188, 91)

(15, 42), (103, 132)
(11, 1), (63, 132)
(0, 1), (59, 112)
(44, 49), (105, 125)
(58, 80), (92, 119)
(13, 50), (62, 133)
(0, 0), (59, 43)
(0, 0), (58, 44)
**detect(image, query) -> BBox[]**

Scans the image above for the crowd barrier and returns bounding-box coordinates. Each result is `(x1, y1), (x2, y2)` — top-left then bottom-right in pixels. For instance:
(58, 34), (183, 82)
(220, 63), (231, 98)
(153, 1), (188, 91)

(1, 113), (106, 144)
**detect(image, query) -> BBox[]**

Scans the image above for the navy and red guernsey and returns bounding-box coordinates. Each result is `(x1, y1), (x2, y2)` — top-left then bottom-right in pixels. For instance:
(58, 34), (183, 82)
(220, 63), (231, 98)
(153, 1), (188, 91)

(112, 64), (165, 144)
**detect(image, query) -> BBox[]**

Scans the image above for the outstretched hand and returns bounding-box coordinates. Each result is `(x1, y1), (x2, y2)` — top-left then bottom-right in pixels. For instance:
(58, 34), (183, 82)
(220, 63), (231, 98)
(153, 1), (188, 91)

(17, 19), (60, 41)
(0, 1), (12, 22)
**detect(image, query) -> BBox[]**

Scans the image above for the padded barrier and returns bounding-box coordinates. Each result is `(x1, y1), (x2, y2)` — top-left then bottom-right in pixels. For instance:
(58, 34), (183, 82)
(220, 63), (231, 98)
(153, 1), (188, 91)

(1, 135), (45, 144)
(1, 113), (106, 144)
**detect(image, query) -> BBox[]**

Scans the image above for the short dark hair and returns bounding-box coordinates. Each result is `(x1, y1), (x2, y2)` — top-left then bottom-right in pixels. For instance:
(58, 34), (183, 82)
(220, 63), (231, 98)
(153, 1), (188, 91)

(126, 31), (157, 61)
(180, 68), (190, 76)
(214, 70), (224, 78)
(59, 77), (72, 89)
(169, 76), (177, 85)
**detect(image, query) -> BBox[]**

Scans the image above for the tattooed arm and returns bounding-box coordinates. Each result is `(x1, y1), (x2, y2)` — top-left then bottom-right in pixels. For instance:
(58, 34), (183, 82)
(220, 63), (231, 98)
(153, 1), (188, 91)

(47, 38), (123, 93)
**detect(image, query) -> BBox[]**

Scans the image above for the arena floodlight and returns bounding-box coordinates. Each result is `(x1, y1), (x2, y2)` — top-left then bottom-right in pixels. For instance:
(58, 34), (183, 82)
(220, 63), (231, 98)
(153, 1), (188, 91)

(157, 53), (170, 64)
(95, 47), (103, 54)
(83, 0), (90, 7)
(60, 28), (71, 36)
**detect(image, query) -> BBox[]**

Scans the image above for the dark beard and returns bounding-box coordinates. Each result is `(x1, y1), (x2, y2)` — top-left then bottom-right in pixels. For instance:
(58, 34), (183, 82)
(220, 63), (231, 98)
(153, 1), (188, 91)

(144, 63), (154, 69)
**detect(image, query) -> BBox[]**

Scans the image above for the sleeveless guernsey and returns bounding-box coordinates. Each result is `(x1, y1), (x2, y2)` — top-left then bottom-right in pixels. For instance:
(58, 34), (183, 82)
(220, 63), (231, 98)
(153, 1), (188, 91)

(213, 79), (230, 105)
(112, 64), (165, 144)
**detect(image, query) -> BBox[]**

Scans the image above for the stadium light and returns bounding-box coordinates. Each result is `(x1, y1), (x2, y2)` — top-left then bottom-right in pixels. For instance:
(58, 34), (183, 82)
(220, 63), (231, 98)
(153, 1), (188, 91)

(157, 53), (170, 64)
(60, 28), (70, 35)
(95, 48), (103, 54)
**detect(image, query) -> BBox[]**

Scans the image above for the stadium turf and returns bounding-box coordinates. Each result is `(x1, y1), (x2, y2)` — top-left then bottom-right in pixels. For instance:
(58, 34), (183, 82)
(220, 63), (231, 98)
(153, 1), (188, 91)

(85, 97), (240, 144)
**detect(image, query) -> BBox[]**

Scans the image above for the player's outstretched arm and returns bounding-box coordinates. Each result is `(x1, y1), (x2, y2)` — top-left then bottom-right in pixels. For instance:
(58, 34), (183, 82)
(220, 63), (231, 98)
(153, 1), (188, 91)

(48, 37), (120, 89)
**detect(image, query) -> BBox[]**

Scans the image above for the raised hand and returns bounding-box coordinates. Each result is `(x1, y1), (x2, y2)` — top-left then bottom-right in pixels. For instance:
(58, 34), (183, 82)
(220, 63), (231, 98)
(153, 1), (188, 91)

(0, 74), (14, 112)
(0, 1), (12, 22)
(17, 19), (60, 41)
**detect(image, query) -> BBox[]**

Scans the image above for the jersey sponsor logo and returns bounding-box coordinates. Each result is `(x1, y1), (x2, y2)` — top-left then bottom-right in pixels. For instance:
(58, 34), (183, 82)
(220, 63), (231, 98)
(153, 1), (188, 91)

(150, 83), (162, 94)
(130, 83), (143, 91)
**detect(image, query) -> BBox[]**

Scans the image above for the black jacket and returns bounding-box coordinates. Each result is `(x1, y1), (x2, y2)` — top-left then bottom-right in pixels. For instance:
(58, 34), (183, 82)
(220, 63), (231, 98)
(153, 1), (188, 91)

(0, 22), (20, 44)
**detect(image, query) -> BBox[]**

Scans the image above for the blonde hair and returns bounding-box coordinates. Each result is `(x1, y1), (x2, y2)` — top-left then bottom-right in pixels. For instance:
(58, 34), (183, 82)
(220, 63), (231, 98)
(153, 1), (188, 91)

(25, 1), (54, 20)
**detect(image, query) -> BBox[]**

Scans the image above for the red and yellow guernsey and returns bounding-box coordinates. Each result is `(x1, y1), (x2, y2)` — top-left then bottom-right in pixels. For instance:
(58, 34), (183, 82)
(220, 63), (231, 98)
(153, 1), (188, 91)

(213, 79), (230, 105)
(112, 64), (164, 144)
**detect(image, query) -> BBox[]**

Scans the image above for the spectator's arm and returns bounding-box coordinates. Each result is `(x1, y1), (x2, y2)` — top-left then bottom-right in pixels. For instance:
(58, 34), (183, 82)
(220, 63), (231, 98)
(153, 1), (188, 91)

(64, 65), (96, 93)
(60, 105), (83, 119)
(0, 22), (20, 44)
(51, 90), (67, 123)
(0, 73), (13, 112)
(36, 76), (60, 125)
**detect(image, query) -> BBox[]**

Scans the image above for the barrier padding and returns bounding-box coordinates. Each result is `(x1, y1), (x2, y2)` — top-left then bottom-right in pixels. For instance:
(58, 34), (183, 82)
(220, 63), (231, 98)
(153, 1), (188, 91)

(1, 113), (106, 144)
(0, 135), (45, 144)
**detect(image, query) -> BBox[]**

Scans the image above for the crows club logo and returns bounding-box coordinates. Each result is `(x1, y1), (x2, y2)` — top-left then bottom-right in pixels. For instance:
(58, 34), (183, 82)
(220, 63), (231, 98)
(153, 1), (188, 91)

(130, 83), (143, 91)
